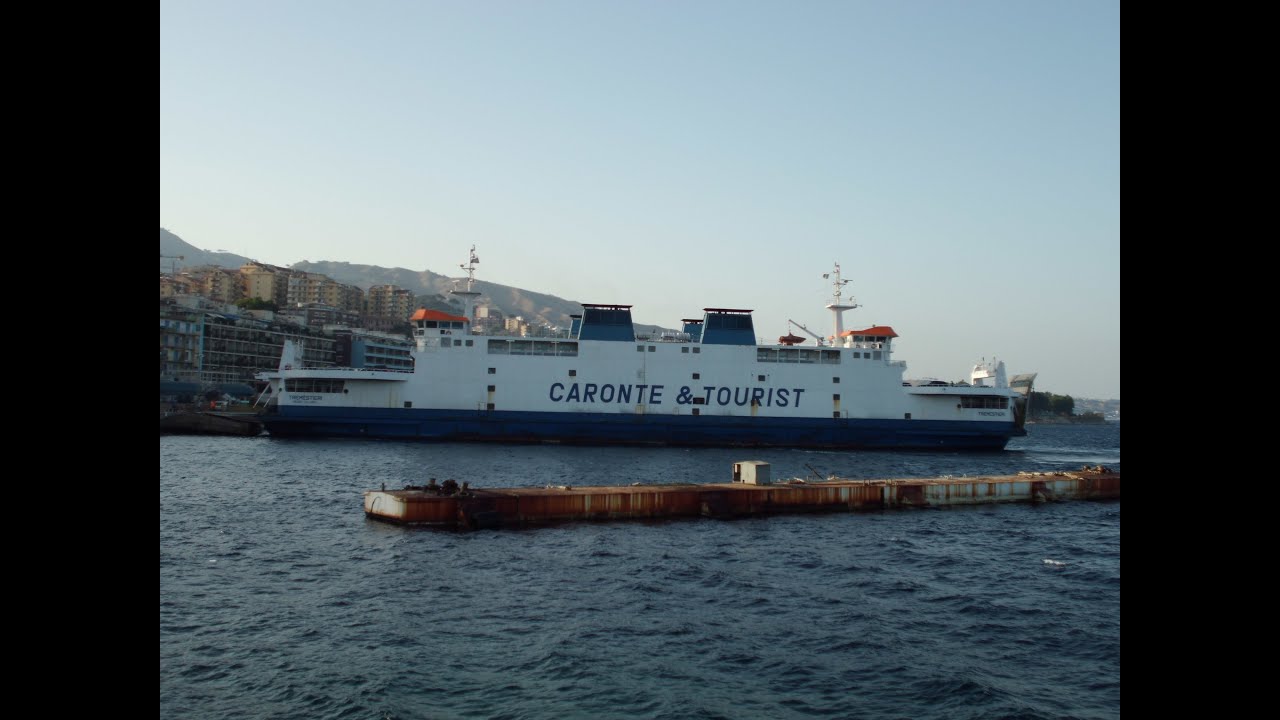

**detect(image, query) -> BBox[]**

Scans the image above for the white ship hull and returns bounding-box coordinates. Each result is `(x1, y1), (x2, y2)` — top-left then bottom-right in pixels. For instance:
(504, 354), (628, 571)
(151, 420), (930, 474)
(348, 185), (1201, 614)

(259, 256), (1030, 450)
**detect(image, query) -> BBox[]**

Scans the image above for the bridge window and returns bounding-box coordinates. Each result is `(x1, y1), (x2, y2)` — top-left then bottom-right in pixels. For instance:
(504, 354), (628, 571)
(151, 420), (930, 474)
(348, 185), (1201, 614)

(489, 338), (576, 357)
(284, 379), (345, 393)
(960, 396), (1009, 409)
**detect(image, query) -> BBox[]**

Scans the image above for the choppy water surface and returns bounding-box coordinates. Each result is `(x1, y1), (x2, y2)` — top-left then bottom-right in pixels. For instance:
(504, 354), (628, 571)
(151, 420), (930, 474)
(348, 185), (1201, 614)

(160, 424), (1119, 719)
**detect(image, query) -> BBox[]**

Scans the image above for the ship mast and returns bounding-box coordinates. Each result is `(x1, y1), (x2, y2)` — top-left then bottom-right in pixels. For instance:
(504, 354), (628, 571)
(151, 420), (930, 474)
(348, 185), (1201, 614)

(823, 262), (858, 340)
(452, 245), (482, 325)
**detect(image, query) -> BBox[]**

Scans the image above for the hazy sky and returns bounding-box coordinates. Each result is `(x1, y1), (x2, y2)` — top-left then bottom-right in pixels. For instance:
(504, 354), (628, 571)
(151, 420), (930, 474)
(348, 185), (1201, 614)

(161, 1), (1119, 400)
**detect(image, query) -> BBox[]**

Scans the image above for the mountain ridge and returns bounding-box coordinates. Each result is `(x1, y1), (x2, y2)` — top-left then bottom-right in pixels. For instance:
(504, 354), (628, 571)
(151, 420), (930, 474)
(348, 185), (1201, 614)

(160, 228), (660, 333)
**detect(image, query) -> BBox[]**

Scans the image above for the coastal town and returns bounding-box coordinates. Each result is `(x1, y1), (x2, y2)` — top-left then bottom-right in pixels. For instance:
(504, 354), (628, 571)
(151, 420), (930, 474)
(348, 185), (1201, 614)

(160, 246), (1118, 424)
(160, 255), (555, 407)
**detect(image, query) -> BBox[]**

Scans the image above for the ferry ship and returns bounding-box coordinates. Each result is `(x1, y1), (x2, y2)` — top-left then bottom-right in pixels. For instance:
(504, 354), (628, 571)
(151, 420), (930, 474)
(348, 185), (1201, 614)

(257, 250), (1034, 449)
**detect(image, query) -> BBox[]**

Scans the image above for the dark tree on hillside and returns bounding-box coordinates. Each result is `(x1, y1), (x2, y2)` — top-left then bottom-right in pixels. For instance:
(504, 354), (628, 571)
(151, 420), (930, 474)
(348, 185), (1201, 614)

(236, 297), (279, 312)
(1051, 394), (1075, 415)
(1030, 391), (1076, 417)
(413, 294), (459, 313)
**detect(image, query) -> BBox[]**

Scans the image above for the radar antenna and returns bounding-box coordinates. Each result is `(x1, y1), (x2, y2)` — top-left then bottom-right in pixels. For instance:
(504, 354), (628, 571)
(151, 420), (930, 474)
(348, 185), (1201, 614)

(822, 262), (859, 339)
(451, 245), (483, 324)
(457, 245), (480, 292)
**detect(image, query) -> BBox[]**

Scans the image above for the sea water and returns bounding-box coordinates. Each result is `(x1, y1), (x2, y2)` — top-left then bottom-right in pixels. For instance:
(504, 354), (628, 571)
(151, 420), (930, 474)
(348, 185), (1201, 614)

(160, 423), (1119, 719)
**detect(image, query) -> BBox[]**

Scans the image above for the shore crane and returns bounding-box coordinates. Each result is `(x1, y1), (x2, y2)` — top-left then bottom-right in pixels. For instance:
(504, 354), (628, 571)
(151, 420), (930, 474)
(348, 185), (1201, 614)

(160, 253), (184, 274)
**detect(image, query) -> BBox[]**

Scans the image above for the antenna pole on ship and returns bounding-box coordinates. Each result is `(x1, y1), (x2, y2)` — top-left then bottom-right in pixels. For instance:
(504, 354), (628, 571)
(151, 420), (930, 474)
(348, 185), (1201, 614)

(458, 245), (480, 292)
(823, 262), (858, 340)
(452, 245), (482, 325)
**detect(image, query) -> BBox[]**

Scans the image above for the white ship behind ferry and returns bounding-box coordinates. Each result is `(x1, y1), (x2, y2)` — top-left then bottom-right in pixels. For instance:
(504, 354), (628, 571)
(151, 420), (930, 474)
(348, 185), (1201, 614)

(258, 249), (1035, 450)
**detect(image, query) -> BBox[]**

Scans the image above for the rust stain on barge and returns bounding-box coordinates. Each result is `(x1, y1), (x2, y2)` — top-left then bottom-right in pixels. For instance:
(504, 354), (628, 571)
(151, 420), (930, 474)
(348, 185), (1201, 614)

(363, 469), (1119, 529)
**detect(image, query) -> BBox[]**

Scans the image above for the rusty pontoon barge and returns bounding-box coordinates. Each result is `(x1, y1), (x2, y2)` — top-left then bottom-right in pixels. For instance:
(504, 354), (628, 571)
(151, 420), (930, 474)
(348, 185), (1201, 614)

(363, 463), (1119, 529)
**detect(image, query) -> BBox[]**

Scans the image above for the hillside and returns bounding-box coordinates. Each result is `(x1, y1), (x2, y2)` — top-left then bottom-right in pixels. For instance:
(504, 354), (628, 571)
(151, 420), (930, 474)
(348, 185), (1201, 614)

(294, 260), (584, 330)
(160, 228), (667, 333)
(160, 228), (254, 272)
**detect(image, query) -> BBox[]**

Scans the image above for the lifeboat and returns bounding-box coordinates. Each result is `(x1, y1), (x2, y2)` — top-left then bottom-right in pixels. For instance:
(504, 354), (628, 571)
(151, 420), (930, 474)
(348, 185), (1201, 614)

(778, 333), (805, 346)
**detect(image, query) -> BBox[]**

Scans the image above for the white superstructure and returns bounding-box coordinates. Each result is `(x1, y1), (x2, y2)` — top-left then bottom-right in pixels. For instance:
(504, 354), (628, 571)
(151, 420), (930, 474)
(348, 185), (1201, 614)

(259, 252), (1032, 449)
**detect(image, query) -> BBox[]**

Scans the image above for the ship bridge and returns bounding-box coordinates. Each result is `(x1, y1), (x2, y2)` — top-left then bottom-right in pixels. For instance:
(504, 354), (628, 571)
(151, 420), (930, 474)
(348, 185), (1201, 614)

(412, 308), (471, 350)
(838, 326), (897, 358)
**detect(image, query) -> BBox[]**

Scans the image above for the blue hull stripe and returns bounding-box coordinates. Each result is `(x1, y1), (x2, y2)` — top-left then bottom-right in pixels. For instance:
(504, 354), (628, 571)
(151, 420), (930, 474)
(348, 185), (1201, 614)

(262, 407), (1016, 450)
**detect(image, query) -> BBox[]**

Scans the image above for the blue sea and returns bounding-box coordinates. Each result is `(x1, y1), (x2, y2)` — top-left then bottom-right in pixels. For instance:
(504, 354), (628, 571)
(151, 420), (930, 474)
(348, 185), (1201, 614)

(160, 423), (1119, 720)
